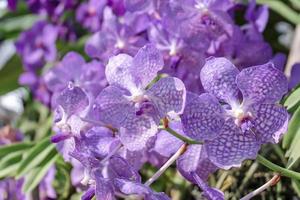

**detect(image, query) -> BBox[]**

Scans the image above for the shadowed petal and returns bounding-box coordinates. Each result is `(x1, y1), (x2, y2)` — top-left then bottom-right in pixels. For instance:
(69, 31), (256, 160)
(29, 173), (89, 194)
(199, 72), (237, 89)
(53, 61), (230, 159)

(113, 178), (150, 195)
(56, 85), (89, 117)
(181, 93), (225, 141)
(177, 145), (218, 182)
(200, 57), (239, 103)
(109, 156), (141, 182)
(192, 172), (224, 200)
(153, 121), (184, 157)
(95, 177), (115, 200)
(205, 119), (260, 169)
(237, 62), (288, 104)
(124, 0), (152, 12)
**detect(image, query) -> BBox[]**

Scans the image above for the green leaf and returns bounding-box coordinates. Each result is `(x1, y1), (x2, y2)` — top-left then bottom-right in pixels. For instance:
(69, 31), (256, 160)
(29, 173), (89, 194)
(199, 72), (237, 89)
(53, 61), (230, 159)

(16, 137), (56, 178)
(0, 142), (34, 158)
(53, 159), (72, 199)
(0, 151), (23, 178)
(286, 129), (300, 169)
(22, 153), (59, 193)
(0, 14), (40, 39)
(292, 179), (300, 197)
(282, 106), (300, 149)
(284, 87), (300, 112)
(0, 55), (23, 95)
(0, 163), (20, 178)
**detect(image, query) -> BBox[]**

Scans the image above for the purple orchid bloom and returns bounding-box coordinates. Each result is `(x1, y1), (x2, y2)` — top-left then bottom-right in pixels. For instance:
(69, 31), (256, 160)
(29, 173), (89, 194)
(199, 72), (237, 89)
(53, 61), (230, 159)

(44, 51), (107, 106)
(27, 0), (77, 20)
(7, 0), (18, 10)
(107, 0), (126, 16)
(76, 0), (107, 32)
(181, 57), (289, 169)
(85, 7), (148, 62)
(148, 22), (206, 92)
(86, 44), (186, 151)
(16, 21), (58, 71)
(161, 0), (235, 52)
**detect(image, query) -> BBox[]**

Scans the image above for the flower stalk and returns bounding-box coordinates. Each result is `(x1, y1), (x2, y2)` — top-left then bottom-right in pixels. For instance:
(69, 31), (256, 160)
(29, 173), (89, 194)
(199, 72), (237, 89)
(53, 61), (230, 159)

(144, 143), (188, 186)
(240, 174), (281, 200)
(256, 155), (300, 180)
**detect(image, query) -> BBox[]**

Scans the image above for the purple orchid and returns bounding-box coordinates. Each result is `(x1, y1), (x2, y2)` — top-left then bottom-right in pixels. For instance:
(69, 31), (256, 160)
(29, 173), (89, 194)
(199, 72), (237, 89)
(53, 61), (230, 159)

(76, 0), (106, 32)
(161, 0), (235, 52)
(45, 52), (107, 146)
(86, 44), (186, 151)
(85, 7), (148, 62)
(148, 22), (206, 92)
(27, 0), (78, 20)
(44, 51), (107, 103)
(16, 21), (58, 71)
(181, 57), (289, 169)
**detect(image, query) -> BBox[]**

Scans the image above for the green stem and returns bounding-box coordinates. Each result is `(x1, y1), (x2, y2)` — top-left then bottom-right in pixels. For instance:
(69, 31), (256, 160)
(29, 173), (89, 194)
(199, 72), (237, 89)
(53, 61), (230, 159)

(257, 155), (300, 180)
(159, 126), (203, 145)
(161, 124), (300, 181)
(257, 0), (300, 24)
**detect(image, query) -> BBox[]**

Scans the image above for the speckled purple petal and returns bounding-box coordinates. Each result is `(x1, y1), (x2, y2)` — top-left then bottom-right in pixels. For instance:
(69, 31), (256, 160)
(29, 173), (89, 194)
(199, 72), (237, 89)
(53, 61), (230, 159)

(205, 119), (260, 169)
(95, 177), (115, 200)
(237, 62), (288, 104)
(177, 145), (217, 182)
(200, 57), (239, 103)
(251, 104), (289, 143)
(113, 178), (150, 195)
(181, 93), (225, 141)
(55, 85), (89, 117)
(153, 121), (184, 157)
(120, 115), (158, 151)
(109, 156), (141, 182)
(131, 44), (164, 88)
(118, 149), (146, 170)
(192, 172), (224, 200)
(146, 77), (186, 117)
(86, 86), (134, 127)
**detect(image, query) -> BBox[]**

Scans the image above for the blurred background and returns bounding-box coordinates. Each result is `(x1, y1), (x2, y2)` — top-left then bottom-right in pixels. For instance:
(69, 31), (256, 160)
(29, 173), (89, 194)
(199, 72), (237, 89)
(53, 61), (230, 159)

(1, 0), (300, 199)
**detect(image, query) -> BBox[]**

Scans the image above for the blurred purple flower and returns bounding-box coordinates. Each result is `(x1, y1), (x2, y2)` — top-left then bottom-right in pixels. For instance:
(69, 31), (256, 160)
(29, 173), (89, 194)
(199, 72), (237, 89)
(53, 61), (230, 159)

(16, 21), (58, 71)
(85, 7), (148, 62)
(76, 0), (106, 32)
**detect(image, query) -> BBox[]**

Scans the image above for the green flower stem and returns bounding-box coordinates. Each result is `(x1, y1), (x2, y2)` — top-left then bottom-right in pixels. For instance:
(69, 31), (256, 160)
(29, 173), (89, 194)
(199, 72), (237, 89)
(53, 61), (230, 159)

(257, 155), (300, 180)
(257, 0), (300, 24)
(159, 126), (203, 145)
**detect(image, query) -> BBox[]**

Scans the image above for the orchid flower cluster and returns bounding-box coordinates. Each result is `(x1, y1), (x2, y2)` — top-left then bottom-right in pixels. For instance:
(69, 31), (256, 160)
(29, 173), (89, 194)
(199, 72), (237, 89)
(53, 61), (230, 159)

(9, 0), (291, 199)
